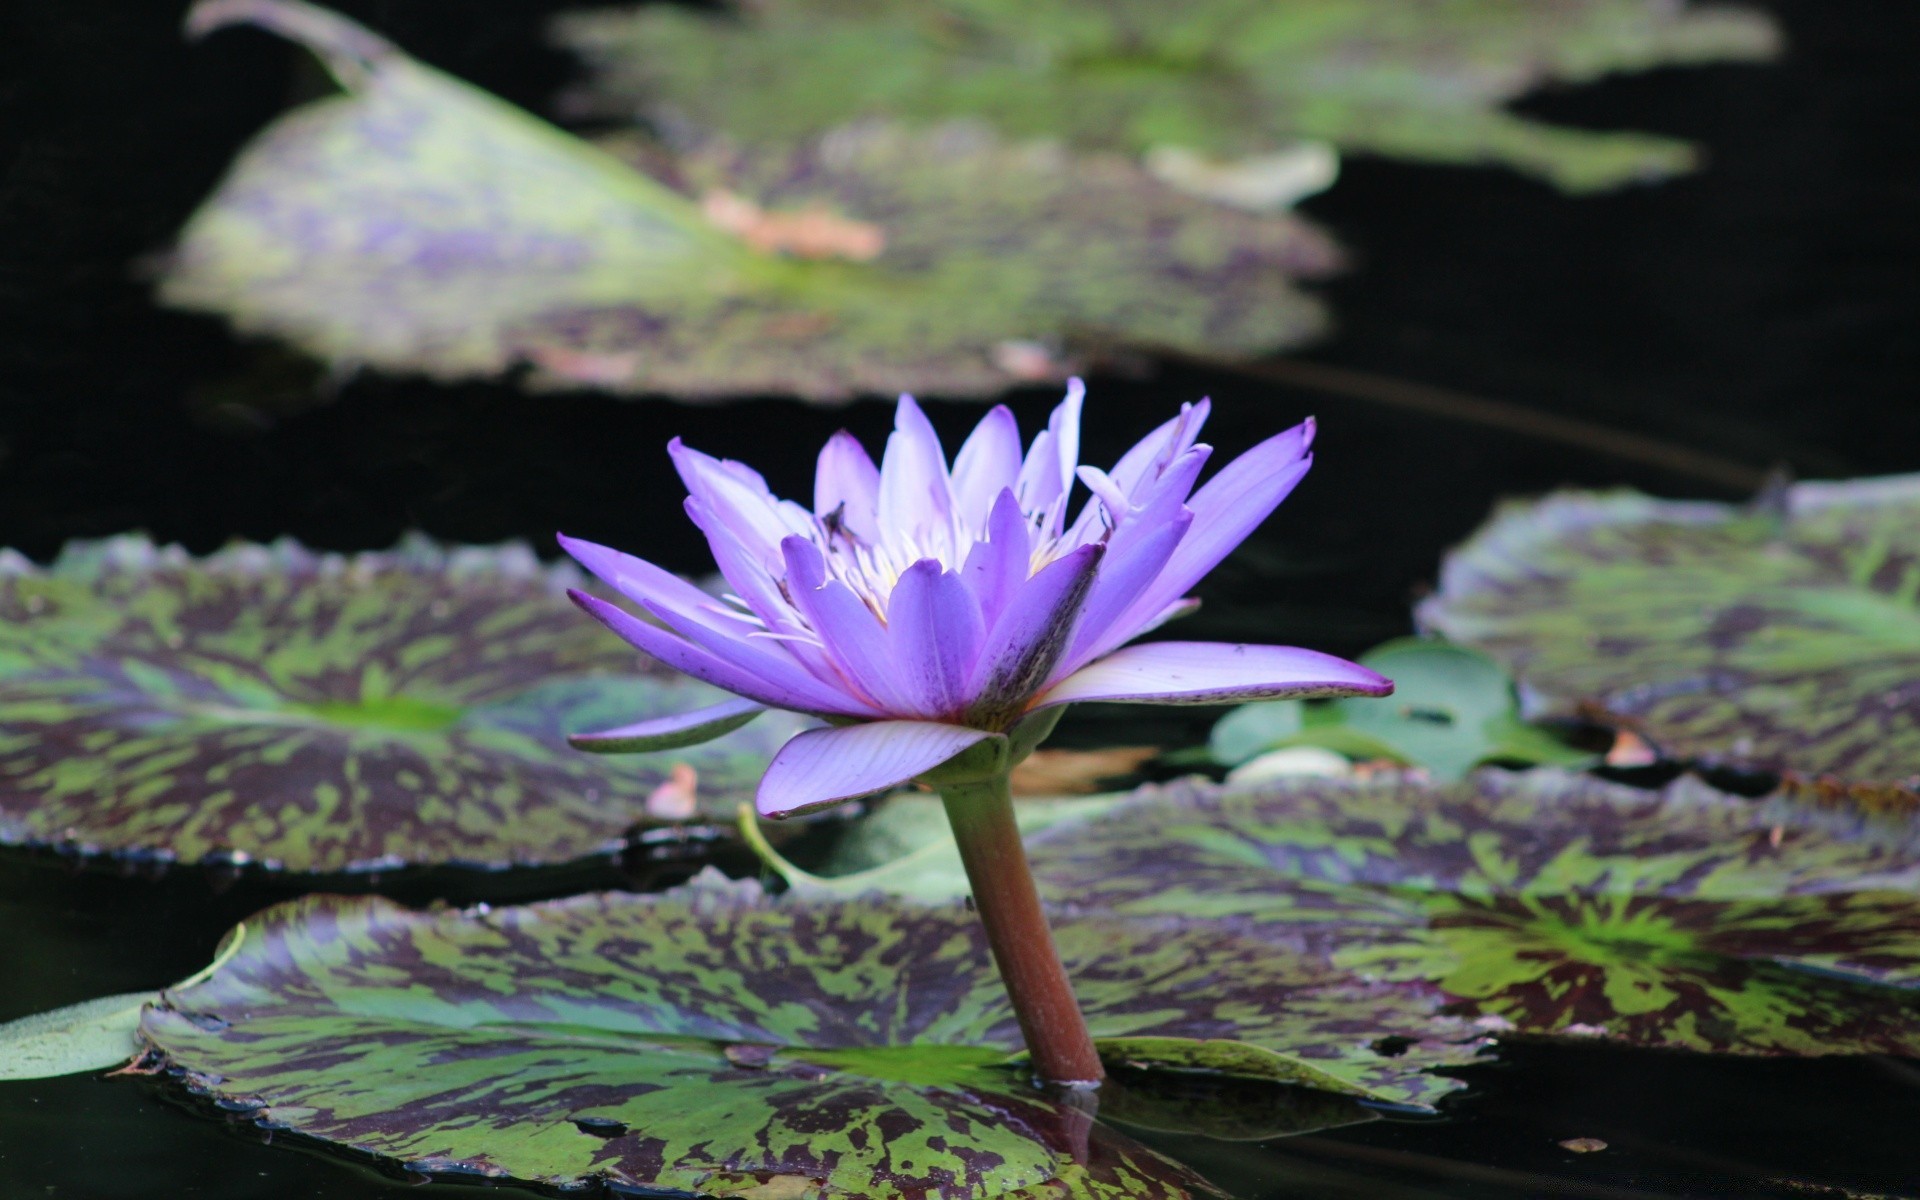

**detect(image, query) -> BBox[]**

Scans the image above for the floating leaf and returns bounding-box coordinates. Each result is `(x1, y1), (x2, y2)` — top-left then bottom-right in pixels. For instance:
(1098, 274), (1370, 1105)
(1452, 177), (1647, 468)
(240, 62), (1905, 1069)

(0, 919), (247, 1080)
(163, 0), (1337, 402)
(554, 0), (1779, 193)
(1428, 891), (1920, 1054)
(0, 993), (149, 1081)
(1026, 771), (1920, 914)
(138, 880), (1481, 1196)
(1208, 638), (1592, 779)
(0, 536), (805, 874)
(1417, 477), (1920, 798)
(1023, 771), (1920, 1053)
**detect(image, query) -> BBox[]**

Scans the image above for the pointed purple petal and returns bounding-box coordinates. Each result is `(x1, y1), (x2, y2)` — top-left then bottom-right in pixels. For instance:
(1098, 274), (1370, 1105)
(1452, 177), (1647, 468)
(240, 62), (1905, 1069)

(950, 405), (1023, 531)
(1109, 399), (1211, 497)
(630, 588), (869, 717)
(1032, 641), (1391, 709)
(780, 537), (908, 712)
(965, 542), (1103, 722)
(568, 697), (765, 754)
(1015, 379), (1084, 537)
(1099, 420), (1315, 650)
(1058, 510), (1192, 676)
(960, 488), (1031, 628)
(559, 534), (753, 635)
(569, 589), (852, 715)
(878, 395), (955, 548)
(815, 430), (881, 541)
(888, 559), (985, 718)
(669, 439), (802, 557)
(757, 722), (1003, 818)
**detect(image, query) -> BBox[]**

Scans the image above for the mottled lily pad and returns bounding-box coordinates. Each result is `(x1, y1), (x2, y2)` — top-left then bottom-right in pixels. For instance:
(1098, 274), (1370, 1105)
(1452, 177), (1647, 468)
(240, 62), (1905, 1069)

(1208, 639), (1593, 780)
(1022, 771), (1920, 1053)
(138, 879), (1482, 1197)
(1430, 891), (1920, 1054)
(163, 0), (1337, 402)
(554, 0), (1778, 193)
(0, 535), (804, 874)
(1025, 771), (1920, 909)
(1417, 477), (1920, 798)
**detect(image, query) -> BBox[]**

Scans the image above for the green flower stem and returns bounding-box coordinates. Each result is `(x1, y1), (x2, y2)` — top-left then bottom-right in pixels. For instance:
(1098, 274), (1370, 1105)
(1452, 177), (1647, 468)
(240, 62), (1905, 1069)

(940, 772), (1105, 1087)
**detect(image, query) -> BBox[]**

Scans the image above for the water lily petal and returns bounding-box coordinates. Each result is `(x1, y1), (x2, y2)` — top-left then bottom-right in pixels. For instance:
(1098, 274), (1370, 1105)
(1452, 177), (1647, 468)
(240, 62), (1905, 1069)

(966, 542), (1103, 720)
(1098, 420), (1315, 651)
(1060, 510), (1193, 674)
(888, 559), (985, 718)
(569, 589), (864, 716)
(814, 429), (881, 542)
(567, 696), (766, 754)
(757, 721), (1002, 818)
(878, 395), (955, 553)
(1033, 640), (1391, 708)
(950, 404), (1023, 533)
(781, 537), (909, 712)
(1059, 403), (1205, 541)
(1016, 378), (1085, 538)
(1110, 399), (1211, 499)
(960, 487), (1031, 629)
(631, 587), (865, 716)
(680, 499), (826, 653)
(559, 534), (755, 636)
(668, 439), (796, 558)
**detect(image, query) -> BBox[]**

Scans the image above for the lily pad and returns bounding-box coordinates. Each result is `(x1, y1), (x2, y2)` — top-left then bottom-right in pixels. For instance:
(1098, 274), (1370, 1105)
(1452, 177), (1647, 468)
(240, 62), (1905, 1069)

(1208, 638), (1593, 780)
(163, 0), (1337, 402)
(1021, 770), (1920, 1053)
(553, 0), (1779, 193)
(1417, 477), (1920, 798)
(137, 879), (1482, 1197)
(1024, 771), (1920, 909)
(0, 992), (150, 1081)
(0, 535), (805, 874)
(1429, 891), (1920, 1054)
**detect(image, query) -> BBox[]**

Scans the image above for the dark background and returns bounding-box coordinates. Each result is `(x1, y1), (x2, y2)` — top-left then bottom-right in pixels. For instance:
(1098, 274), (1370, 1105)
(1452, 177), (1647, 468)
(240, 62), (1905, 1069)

(2, 1), (1918, 1195)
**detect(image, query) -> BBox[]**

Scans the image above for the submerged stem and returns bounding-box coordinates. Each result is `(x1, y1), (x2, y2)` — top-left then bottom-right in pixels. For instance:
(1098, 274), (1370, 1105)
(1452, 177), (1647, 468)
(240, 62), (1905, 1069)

(940, 772), (1105, 1087)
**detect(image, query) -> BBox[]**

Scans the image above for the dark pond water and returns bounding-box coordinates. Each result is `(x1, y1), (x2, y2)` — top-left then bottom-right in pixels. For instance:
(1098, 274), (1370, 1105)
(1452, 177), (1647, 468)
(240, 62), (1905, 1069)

(3, 0), (1919, 1195)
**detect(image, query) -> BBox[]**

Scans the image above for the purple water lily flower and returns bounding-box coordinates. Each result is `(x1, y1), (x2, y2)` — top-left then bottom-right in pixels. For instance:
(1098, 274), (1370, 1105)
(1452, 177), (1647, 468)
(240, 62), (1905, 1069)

(560, 382), (1390, 1087)
(560, 380), (1390, 818)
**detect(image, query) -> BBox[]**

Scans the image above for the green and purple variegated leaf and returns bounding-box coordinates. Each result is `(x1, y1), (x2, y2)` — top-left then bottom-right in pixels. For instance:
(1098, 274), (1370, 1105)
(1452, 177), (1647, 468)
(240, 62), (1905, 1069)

(1024, 770), (1920, 917)
(553, 0), (1778, 193)
(161, 0), (1336, 404)
(1417, 477), (1920, 799)
(1023, 770), (1920, 1053)
(1430, 891), (1920, 1054)
(138, 880), (1483, 1197)
(0, 536), (805, 874)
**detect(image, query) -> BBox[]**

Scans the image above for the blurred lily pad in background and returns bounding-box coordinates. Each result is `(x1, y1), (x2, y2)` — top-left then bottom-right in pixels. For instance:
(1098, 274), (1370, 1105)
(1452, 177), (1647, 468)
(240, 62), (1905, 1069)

(1419, 475), (1920, 802)
(161, 0), (1339, 402)
(554, 0), (1779, 194)
(1208, 637), (1594, 779)
(0, 535), (805, 875)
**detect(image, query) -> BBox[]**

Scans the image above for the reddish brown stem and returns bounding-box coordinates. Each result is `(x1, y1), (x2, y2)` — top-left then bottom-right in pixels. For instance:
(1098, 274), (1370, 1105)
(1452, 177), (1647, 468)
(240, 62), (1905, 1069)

(941, 774), (1105, 1087)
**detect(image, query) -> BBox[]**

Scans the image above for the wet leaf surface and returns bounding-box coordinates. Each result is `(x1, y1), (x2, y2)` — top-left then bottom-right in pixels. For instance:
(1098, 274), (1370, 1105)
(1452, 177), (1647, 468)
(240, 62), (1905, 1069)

(1418, 476), (1920, 797)
(1024, 771), (1920, 1053)
(0, 535), (805, 874)
(163, 0), (1336, 402)
(139, 877), (1482, 1197)
(554, 0), (1778, 193)
(1428, 890), (1920, 1054)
